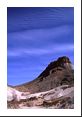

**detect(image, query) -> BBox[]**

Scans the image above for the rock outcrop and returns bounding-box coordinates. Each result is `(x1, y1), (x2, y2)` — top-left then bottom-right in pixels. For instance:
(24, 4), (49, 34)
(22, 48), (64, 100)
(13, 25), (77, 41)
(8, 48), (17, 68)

(7, 86), (30, 102)
(7, 85), (74, 109)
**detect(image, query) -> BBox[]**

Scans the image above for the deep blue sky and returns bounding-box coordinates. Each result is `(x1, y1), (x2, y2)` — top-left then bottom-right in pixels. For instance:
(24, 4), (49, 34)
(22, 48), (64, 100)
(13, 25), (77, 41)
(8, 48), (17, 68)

(7, 7), (74, 86)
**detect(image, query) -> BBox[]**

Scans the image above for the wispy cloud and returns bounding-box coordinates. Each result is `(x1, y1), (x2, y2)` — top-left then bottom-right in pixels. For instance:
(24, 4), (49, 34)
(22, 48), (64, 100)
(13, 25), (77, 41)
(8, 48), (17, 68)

(8, 44), (74, 57)
(8, 25), (73, 41)
(8, 7), (74, 32)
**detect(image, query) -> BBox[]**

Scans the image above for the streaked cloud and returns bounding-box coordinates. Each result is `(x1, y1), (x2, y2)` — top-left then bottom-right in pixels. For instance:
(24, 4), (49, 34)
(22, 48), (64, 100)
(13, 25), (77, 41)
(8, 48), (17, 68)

(8, 44), (73, 57)
(7, 7), (74, 32)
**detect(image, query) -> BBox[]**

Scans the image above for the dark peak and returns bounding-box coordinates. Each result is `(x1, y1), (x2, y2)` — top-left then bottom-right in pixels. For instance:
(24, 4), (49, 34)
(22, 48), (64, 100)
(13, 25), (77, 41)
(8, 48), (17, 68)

(57, 56), (71, 64)
(38, 56), (71, 78)
(48, 56), (71, 68)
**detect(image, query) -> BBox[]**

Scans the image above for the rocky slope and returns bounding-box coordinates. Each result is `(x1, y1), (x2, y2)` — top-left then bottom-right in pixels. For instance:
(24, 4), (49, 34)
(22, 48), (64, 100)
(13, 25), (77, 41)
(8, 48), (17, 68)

(14, 56), (74, 93)
(7, 56), (74, 109)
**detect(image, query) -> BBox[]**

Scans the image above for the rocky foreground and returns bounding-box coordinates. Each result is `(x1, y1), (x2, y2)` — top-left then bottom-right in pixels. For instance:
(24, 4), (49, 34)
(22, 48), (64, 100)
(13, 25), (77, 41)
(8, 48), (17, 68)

(7, 56), (74, 109)
(7, 85), (74, 109)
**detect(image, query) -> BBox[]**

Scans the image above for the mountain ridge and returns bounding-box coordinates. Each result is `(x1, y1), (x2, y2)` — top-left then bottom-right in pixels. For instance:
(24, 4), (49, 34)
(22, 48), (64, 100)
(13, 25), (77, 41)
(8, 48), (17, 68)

(13, 56), (74, 93)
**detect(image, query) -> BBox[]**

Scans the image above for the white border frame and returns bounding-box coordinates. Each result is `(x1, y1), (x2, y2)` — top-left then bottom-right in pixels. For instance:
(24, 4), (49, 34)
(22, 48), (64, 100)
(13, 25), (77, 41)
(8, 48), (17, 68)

(0, 0), (81, 116)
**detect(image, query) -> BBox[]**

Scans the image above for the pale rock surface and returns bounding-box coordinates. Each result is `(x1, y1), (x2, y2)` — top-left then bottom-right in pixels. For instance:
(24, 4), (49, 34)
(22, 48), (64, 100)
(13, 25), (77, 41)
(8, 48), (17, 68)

(7, 85), (74, 109)
(7, 86), (30, 102)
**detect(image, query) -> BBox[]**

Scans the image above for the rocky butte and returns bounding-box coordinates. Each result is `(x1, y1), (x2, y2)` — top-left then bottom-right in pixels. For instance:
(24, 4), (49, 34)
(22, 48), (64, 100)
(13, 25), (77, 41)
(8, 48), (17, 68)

(7, 56), (74, 109)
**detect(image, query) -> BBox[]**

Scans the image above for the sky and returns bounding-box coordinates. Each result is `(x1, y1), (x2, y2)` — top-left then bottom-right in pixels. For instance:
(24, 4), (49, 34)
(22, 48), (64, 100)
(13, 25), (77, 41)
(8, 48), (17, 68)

(7, 7), (74, 86)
